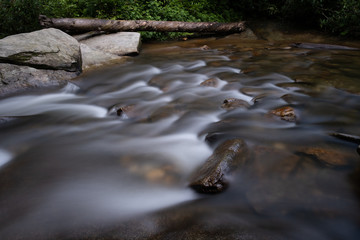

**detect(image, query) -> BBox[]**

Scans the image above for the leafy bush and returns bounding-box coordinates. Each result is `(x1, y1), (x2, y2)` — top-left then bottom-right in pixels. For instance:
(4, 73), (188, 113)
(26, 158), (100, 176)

(319, 0), (360, 37)
(0, 0), (42, 36)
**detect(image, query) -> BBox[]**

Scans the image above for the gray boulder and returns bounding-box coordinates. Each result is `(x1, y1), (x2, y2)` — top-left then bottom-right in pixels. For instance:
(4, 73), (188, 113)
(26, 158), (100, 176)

(0, 28), (81, 72)
(80, 32), (141, 56)
(0, 63), (76, 97)
(80, 43), (126, 70)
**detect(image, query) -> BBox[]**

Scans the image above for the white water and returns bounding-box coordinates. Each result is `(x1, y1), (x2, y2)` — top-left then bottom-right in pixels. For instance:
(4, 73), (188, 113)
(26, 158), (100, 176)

(0, 36), (360, 240)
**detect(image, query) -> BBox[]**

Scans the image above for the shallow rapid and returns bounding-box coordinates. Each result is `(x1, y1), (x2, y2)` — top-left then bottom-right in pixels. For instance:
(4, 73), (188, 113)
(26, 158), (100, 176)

(1, 25), (360, 240)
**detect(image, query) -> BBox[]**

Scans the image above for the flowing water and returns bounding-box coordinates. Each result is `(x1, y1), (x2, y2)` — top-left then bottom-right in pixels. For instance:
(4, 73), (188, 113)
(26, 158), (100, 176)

(1, 25), (360, 239)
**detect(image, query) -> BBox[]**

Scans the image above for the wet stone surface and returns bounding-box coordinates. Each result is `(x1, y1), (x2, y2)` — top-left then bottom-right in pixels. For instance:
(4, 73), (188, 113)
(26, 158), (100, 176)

(269, 106), (297, 122)
(189, 139), (249, 193)
(221, 98), (250, 110)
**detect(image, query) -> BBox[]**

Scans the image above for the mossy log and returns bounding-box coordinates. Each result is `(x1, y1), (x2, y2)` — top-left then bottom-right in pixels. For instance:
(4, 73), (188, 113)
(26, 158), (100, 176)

(39, 15), (246, 34)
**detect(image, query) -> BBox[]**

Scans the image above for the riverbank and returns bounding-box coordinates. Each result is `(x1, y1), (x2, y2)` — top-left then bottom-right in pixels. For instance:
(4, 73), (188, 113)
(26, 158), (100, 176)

(0, 28), (141, 98)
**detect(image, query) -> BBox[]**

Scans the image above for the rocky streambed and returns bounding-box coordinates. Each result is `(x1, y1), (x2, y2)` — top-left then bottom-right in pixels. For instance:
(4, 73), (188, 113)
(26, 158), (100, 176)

(0, 22), (360, 240)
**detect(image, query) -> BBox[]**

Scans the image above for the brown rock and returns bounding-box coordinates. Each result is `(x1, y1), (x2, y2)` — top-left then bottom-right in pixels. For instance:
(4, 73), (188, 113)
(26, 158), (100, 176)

(108, 104), (139, 119)
(200, 78), (218, 87)
(121, 155), (181, 185)
(251, 145), (301, 180)
(199, 45), (210, 50)
(299, 146), (355, 167)
(221, 98), (250, 110)
(269, 106), (296, 122)
(189, 138), (248, 193)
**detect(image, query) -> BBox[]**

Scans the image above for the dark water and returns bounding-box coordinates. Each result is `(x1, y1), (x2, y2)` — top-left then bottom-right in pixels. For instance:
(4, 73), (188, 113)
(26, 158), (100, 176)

(1, 26), (360, 239)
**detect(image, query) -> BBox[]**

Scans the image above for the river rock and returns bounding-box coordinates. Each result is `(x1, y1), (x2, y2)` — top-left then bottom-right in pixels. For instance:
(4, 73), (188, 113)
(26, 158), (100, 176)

(298, 146), (355, 167)
(80, 32), (141, 56)
(189, 138), (248, 193)
(80, 43), (125, 70)
(0, 28), (81, 72)
(221, 98), (250, 110)
(269, 106), (296, 122)
(0, 63), (75, 96)
(251, 145), (301, 180)
(120, 154), (181, 185)
(200, 78), (218, 87)
(108, 103), (140, 120)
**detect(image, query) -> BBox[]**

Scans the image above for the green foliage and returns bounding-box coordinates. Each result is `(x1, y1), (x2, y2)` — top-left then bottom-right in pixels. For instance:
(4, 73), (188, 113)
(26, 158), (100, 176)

(0, 0), (359, 39)
(0, 0), (42, 36)
(319, 0), (360, 37)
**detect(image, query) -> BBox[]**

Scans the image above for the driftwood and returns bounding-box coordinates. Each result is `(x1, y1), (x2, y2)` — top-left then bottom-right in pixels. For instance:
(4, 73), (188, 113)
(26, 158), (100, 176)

(39, 15), (246, 34)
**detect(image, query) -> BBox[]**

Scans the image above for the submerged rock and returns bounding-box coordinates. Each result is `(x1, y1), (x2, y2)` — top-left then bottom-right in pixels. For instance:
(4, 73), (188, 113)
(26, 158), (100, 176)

(298, 146), (356, 167)
(200, 78), (218, 87)
(269, 106), (296, 122)
(108, 104), (139, 120)
(189, 138), (248, 193)
(221, 98), (250, 110)
(0, 28), (81, 72)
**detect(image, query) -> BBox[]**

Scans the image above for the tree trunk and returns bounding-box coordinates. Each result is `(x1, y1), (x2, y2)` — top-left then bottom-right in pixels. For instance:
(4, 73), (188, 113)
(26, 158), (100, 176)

(39, 15), (246, 34)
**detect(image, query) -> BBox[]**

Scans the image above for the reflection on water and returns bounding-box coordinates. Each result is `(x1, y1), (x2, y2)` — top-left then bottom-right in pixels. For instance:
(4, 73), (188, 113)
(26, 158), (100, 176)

(0, 27), (360, 239)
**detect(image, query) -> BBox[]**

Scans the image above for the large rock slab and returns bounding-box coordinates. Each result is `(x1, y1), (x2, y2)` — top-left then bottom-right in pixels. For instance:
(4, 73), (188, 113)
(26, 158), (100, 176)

(80, 32), (141, 56)
(80, 43), (126, 70)
(0, 63), (76, 97)
(0, 28), (81, 72)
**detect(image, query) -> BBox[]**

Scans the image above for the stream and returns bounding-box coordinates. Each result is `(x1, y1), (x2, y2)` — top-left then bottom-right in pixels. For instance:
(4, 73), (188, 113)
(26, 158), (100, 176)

(0, 24), (360, 239)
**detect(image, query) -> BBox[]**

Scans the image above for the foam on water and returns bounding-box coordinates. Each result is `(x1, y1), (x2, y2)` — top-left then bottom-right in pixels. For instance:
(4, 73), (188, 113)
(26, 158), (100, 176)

(0, 149), (11, 168)
(0, 93), (107, 118)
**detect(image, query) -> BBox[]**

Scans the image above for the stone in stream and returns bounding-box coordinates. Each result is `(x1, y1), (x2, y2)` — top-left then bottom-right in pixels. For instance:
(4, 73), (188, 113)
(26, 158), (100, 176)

(269, 106), (296, 122)
(221, 98), (250, 110)
(189, 138), (248, 193)
(0, 63), (75, 97)
(297, 146), (356, 167)
(80, 43), (126, 71)
(108, 104), (139, 120)
(120, 154), (181, 186)
(200, 78), (218, 87)
(0, 28), (82, 72)
(80, 32), (141, 56)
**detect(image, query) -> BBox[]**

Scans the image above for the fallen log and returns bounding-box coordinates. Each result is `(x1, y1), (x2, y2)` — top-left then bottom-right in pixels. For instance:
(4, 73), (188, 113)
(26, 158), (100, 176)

(39, 15), (246, 34)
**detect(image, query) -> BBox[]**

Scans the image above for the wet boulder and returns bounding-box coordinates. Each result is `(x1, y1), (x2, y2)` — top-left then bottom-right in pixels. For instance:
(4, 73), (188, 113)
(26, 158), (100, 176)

(0, 63), (75, 97)
(269, 106), (296, 122)
(189, 138), (249, 193)
(80, 43), (126, 71)
(221, 98), (250, 110)
(0, 28), (81, 72)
